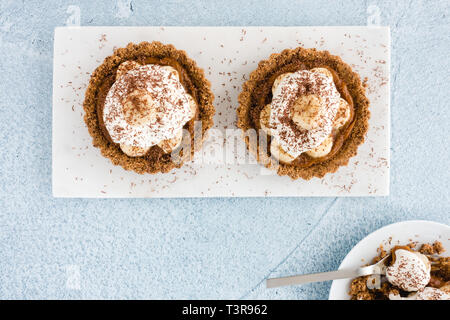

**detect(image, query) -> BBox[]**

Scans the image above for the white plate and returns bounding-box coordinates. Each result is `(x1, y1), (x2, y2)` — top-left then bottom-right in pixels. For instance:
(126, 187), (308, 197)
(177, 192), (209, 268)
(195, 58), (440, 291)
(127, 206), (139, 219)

(329, 220), (450, 300)
(52, 26), (390, 198)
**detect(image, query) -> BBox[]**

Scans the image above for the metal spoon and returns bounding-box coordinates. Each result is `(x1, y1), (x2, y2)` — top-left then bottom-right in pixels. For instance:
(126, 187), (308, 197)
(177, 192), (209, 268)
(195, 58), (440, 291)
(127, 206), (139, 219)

(266, 255), (389, 289)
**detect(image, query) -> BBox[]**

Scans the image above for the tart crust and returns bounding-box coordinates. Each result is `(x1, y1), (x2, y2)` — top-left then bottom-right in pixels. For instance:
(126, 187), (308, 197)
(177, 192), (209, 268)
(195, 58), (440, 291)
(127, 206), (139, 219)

(83, 41), (215, 174)
(237, 47), (370, 180)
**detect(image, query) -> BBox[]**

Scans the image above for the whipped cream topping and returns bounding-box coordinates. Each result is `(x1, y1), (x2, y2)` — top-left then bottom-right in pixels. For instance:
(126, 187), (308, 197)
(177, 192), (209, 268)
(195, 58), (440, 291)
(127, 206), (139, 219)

(103, 64), (194, 151)
(389, 287), (450, 300)
(269, 70), (341, 158)
(386, 249), (431, 292)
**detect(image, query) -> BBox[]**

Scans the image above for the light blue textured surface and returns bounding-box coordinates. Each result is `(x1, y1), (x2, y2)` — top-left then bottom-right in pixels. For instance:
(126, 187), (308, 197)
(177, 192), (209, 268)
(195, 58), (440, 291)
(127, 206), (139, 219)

(0, 0), (449, 300)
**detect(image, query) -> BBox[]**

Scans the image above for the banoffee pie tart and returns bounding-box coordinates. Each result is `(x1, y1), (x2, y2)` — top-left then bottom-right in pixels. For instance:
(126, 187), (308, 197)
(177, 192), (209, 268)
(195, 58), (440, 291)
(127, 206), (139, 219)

(237, 47), (370, 180)
(83, 42), (215, 174)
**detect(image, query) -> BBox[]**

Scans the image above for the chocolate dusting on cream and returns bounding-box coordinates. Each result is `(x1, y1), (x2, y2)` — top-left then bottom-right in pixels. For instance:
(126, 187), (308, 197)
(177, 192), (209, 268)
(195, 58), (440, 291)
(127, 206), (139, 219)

(236, 47), (370, 180)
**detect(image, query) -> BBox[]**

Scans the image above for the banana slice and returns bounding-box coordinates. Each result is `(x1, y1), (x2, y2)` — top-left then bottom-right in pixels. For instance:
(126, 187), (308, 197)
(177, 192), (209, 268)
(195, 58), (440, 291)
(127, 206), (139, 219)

(291, 94), (324, 130)
(117, 61), (140, 78)
(260, 104), (272, 135)
(333, 98), (351, 129)
(270, 139), (296, 164)
(158, 130), (183, 154)
(311, 67), (333, 79)
(305, 136), (334, 158)
(272, 73), (292, 94)
(120, 144), (150, 157)
(162, 65), (180, 80)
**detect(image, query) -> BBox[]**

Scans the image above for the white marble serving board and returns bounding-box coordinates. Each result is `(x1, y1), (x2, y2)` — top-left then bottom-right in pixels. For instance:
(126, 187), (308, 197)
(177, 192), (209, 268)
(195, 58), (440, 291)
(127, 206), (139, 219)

(52, 26), (390, 198)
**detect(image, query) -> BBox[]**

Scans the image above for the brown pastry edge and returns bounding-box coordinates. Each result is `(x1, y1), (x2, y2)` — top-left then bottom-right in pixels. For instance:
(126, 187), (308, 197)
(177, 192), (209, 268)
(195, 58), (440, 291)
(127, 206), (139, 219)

(83, 41), (215, 174)
(237, 47), (370, 180)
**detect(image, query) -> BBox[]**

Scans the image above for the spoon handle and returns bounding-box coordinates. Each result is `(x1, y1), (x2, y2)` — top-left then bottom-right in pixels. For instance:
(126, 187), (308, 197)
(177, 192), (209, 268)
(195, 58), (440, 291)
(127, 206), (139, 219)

(266, 269), (361, 288)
